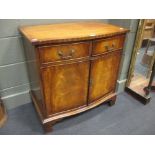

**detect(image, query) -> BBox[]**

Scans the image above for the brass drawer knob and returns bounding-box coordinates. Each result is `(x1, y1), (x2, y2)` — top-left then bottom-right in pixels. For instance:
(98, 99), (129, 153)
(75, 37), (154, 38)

(57, 49), (75, 59)
(104, 43), (115, 51)
(58, 51), (63, 57)
(105, 45), (109, 50)
(70, 49), (75, 56)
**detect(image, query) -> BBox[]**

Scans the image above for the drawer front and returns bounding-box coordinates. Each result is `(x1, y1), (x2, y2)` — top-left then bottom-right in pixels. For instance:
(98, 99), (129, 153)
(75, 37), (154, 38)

(92, 35), (125, 55)
(38, 42), (90, 64)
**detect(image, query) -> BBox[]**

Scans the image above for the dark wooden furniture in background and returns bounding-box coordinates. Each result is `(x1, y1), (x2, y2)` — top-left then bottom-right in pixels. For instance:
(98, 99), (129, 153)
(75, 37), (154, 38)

(20, 22), (128, 132)
(142, 20), (155, 47)
(0, 98), (7, 127)
(144, 60), (155, 95)
(143, 20), (155, 40)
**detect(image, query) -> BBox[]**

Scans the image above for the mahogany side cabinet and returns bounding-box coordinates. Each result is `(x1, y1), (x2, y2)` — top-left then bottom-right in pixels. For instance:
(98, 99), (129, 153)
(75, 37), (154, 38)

(19, 22), (128, 132)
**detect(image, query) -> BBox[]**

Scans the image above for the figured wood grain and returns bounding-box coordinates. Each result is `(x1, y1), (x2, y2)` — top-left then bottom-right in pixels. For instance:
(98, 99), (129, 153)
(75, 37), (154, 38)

(92, 35), (125, 55)
(42, 93), (116, 123)
(20, 22), (128, 132)
(89, 50), (122, 103)
(41, 60), (89, 116)
(38, 42), (90, 64)
(0, 98), (7, 127)
(19, 22), (128, 45)
(22, 37), (46, 113)
(30, 89), (116, 124)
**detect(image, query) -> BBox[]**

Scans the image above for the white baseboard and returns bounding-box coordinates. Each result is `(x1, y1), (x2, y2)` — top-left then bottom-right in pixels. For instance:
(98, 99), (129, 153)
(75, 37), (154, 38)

(116, 79), (127, 94)
(1, 91), (31, 110)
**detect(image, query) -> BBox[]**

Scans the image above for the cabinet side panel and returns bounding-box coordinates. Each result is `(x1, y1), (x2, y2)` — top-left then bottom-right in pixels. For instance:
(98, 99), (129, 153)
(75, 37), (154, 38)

(22, 37), (44, 108)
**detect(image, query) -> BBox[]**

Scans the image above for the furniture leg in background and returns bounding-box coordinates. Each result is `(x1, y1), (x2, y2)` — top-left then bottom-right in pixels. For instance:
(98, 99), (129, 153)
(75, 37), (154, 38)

(144, 60), (155, 95)
(0, 98), (7, 127)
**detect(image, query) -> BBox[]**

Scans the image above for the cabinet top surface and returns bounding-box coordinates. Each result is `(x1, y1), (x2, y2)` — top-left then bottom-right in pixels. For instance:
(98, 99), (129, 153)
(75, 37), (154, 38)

(19, 22), (128, 45)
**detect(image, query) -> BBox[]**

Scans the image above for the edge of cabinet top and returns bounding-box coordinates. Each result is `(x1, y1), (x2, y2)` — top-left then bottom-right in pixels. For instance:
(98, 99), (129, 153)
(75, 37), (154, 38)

(19, 22), (129, 45)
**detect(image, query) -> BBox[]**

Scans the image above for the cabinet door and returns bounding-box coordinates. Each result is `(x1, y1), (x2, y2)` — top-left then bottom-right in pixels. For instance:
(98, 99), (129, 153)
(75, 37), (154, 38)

(89, 51), (122, 103)
(41, 60), (89, 116)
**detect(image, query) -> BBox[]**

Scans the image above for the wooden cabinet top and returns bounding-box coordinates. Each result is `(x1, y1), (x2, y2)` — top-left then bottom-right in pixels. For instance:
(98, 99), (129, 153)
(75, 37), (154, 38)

(19, 22), (128, 45)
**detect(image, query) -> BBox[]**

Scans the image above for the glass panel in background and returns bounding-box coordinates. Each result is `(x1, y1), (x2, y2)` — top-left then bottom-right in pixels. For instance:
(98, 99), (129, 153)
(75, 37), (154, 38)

(129, 19), (155, 97)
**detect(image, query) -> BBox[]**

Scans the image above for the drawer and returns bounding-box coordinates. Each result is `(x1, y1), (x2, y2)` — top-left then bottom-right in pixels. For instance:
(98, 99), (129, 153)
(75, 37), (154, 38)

(92, 35), (125, 55)
(38, 42), (90, 64)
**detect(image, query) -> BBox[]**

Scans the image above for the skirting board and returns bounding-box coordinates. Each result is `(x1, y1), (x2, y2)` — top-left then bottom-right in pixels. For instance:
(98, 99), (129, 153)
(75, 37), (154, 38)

(1, 91), (31, 110)
(116, 79), (127, 94)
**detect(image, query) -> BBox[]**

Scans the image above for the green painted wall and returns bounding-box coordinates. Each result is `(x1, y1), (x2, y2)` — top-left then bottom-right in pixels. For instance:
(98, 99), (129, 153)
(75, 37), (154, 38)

(0, 19), (138, 109)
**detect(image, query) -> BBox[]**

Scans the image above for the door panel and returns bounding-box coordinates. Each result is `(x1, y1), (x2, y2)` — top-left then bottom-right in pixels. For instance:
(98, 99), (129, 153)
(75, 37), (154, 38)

(89, 51), (122, 103)
(41, 60), (89, 116)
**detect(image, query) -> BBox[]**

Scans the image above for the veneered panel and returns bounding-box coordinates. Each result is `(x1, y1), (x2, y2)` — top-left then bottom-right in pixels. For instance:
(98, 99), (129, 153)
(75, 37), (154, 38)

(38, 42), (90, 64)
(89, 50), (122, 103)
(41, 60), (89, 116)
(92, 35), (125, 55)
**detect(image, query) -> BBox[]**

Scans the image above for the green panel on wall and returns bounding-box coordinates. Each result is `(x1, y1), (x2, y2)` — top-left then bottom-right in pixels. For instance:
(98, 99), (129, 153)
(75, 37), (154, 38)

(0, 19), (20, 38)
(0, 62), (29, 90)
(0, 36), (25, 66)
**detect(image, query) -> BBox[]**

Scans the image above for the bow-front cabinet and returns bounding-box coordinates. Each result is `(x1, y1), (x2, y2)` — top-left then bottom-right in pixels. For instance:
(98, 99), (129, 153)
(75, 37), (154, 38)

(19, 22), (128, 132)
